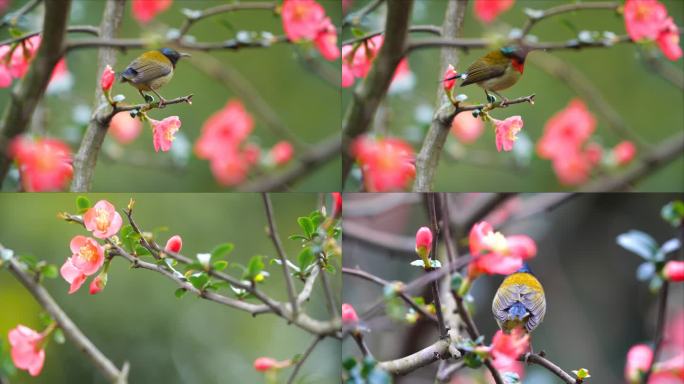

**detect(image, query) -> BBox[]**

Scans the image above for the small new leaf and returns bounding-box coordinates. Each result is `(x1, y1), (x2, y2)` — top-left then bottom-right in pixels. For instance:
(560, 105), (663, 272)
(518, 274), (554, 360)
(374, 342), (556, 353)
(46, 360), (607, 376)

(210, 243), (234, 259)
(174, 288), (187, 298)
(75, 196), (91, 214)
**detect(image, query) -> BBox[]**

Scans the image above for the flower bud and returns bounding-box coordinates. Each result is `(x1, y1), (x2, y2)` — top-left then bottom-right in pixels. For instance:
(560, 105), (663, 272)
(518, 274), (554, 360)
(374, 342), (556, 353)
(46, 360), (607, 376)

(341, 303), (359, 324)
(89, 273), (107, 295)
(443, 64), (458, 92)
(415, 227), (433, 265)
(663, 260), (684, 282)
(331, 192), (342, 219)
(625, 344), (653, 383)
(100, 65), (115, 92)
(165, 235), (183, 253)
(253, 357), (278, 372)
(613, 140), (636, 166)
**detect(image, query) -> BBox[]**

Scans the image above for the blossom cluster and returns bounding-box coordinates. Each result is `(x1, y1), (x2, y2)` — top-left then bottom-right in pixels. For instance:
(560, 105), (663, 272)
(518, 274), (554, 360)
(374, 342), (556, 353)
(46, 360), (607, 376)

(342, 35), (412, 88)
(351, 135), (416, 192)
(624, 0), (682, 61)
(281, 0), (340, 61)
(1, 36), (69, 89)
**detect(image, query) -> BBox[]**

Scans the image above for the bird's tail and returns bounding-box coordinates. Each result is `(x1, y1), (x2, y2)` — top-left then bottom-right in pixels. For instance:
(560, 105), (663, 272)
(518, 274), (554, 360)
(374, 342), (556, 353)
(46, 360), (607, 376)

(506, 302), (530, 321)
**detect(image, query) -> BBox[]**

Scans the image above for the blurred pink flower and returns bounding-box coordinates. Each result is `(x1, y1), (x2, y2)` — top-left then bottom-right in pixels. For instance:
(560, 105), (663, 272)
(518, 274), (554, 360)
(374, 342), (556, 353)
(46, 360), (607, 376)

(314, 17), (340, 60)
(656, 17), (682, 61)
(613, 140), (637, 166)
(83, 200), (123, 239)
(195, 100), (254, 160)
(451, 112), (484, 144)
(624, 0), (668, 41)
(269, 141), (294, 166)
(537, 99), (596, 159)
(331, 192), (342, 218)
(352, 135), (416, 192)
(473, 0), (515, 23)
(8, 325), (45, 376)
(132, 0), (172, 23)
(663, 260), (684, 282)
(109, 112), (142, 144)
(9, 136), (73, 192)
(151, 115), (181, 152)
(490, 328), (529, 374)
(89, 274), (107, 295)
(281, 0), (325, 41)
(625, 344), (654, 383)
(342, 303), (359, 324)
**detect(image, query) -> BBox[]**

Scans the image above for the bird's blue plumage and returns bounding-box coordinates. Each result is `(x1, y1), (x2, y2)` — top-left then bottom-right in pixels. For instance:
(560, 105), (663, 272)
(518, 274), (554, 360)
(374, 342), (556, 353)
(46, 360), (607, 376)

(507, 302), (529, 321)
(517, 262), (532, 274)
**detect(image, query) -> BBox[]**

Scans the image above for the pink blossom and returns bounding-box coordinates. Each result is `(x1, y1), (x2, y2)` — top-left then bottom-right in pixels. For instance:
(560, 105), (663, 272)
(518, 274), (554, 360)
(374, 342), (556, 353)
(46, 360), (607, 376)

(474, 0), (515, 23)
(585, 142), (604, 165)
(8, 325), (45, 376)
(195, 100), (254, 161)
(468, 221), (536, 277)
(443, 64), (458, 92)
(131, 0), (172, 24)
(109, 112), (142, 144)
(9, 136), (73, 192)
(624, 0), (668, 41)
(625, 344), (653, 383)
(100, 64), (115, 91)
(89, 274), (107, 295)
(209, 149), (252, 186)
(493, 115), (523, 152)
(151, 116), (181, 152)
(450, 112), (485, 143)
(314, 17), (340, 61)
(351, 135), (416, 192)
(1, 36), (41, 80)
(281, 0), (325, 41)
(342, 303), (359, 324)
(83, 200), (123, 239)
(415, 227), (433, 255)
(341, 59), (354, 87)
(656, 17), (682, 61)
(61, 236), (105, 294)
(254, 357), (279, 372)
(0, 0), (10, 13)
(490, 328), (529, 374)
(663, 260), (684, 282)
(269, 141), (294, 166)
(165, 235), (183, 253)
(537, 99), (596, 160)
(613, 140), (637, 166)
(552, 150), (593, 186)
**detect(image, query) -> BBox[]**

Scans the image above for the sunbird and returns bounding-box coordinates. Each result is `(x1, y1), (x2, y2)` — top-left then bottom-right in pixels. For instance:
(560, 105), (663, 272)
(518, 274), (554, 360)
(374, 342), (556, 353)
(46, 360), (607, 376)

(120, 48), (190, 106)
(492, 262), (546, 334)
(446, 46), (530, 103)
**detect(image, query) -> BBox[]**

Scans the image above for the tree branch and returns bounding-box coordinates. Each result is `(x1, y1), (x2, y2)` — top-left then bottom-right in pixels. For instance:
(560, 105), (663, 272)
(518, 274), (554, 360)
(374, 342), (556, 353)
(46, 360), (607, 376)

(342, 0), (384, 28)
(0, 0), (72, 185)
(4, 255), (128, 383)
(66, 35), (289, 53)
(522, 353), (577, 384)
(377, 339), (451, 375)
(176, 1), (277, 40)
(581, 132), (684, 191)
(0, 25), (100, 47)
(426, 193), (447, 337)
(644, 281), (669, 382)
(341, 0), (414, 183)
(519, 1), (619, 38)
(70, 0), (126, 192)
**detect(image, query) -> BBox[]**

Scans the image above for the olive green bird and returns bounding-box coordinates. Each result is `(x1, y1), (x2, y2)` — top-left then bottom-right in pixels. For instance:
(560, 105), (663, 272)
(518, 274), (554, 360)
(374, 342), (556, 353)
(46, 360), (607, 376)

(120, 48), (190, 107)
(446, 46), (530, 103)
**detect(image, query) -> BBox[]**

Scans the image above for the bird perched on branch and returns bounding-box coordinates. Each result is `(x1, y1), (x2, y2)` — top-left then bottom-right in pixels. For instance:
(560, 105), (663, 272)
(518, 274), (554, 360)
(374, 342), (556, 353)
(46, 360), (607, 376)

(445, 46), (530, 103)
(120, 48), (190, 107)
(492, 262), (546, 334)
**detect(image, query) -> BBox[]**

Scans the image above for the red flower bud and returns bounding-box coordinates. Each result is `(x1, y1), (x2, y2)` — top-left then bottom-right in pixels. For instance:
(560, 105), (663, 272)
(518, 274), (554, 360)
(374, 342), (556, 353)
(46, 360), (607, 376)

(443, 64), (458, 92)
(331, 192), (342, 218)
(100, 65), (115, 92)
(89, 274), (107, 295)
(663, 260), (684, 282)
(341, 303), (359, 324)
(613, 140), (637, 166)
(415, 227), (433, 255)
(165, 235), (183, 253)
(253, 357), (278, 372)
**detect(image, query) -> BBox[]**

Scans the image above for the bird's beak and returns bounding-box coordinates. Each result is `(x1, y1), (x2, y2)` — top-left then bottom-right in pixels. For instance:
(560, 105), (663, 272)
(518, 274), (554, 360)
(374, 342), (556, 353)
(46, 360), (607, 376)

(180, 52), (191, 58)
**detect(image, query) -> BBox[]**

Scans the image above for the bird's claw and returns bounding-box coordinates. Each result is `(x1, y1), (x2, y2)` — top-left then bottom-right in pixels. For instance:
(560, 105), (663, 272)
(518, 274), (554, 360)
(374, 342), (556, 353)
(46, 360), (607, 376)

(143, 94), (154, 103)
(486, 94), (496, 104)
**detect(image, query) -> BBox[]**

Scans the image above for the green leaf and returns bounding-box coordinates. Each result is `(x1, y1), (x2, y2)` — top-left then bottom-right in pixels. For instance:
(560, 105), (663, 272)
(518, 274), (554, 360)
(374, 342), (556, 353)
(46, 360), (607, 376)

(661, 200), (684, 227)
(245, 255), (264, 280)
(212, 260), (229, 271)
(297, 248), (316, 270)
(119, 225), (137, 253)
(8, 27), (24, 38)
(342, 357), (357, 371)
(288, 235), (309, 241)
(19, 254), (37, 269)
(40, 264), (58, 279)
(53, 329), (65, 344)
(309, 210), (324, 228)
(463, 352), (483, 368)
(211, 243), (235, 259)
(297, 217), (315, 238)
(174, 288), (187, 298)
(134, 245), (151, 257)
(75, 196), (91, 213)
(351, 27), (366, 38)
(189, 272), (209, 290)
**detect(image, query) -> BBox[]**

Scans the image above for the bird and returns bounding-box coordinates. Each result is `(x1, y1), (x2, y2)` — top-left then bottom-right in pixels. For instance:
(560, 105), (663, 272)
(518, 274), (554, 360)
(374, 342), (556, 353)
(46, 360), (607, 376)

(119, 48), (190, 107)
(492, 262), (546, 334)
(446, 46), (530, 103)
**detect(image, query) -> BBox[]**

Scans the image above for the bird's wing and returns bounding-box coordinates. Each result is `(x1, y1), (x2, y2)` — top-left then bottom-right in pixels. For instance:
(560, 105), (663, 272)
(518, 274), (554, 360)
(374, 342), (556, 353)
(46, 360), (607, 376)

(492, 284), (546, 332)
(121, 58), (171, 84)
(460, 61), (507, 87)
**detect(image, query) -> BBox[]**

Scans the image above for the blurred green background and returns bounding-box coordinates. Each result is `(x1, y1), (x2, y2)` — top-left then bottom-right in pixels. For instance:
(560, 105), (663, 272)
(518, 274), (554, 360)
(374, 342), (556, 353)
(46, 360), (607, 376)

(1, 0), (341, 192)
(0, 193), (341, 383)
(343, 193), (684, 383)
(342, 0), (684, 192)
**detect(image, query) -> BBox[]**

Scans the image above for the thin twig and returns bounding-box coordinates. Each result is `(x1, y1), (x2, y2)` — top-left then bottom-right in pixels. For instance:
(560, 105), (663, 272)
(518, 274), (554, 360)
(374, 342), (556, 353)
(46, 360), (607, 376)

(0, 25), (100, 46)
(286, 336), (323, 384)
(342, 0), (384, 28)
(342, 25), (442, 46)
(427, 193), (447, 337)
(522, 353), (577, 384)
(66, 35), (289, 53)
(317, 252), (339, 318)
(176, 1), (276, 39)
(519, 1), (619, 38)
(114, 94), (194, 112)
(5, 255), (128, 383)
(643, 281), (670, 382)
(262, 193), (299, 320)
(0, 0), (42, 29)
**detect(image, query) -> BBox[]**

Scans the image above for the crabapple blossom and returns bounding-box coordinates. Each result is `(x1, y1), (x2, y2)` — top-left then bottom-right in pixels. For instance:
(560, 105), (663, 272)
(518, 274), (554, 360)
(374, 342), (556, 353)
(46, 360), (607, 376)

(83, 200), (123, 239)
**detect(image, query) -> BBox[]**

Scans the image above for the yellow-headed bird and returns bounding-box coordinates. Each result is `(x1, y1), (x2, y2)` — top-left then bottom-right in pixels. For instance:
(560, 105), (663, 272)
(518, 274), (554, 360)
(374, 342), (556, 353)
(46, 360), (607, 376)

(492, 263), (546, 334)
(120, 48), (190, 106)
(446, 46), (529, 103)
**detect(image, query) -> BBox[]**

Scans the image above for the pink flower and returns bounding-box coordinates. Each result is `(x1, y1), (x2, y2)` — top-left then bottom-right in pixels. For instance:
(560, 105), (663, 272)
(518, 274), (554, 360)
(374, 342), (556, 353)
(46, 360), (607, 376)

(474, 0), (515, 23)
(209, 150), (252, 186)
(100, 64), (115, 92)
(89, 274), (107, 295)
(342, 35), (383, 80)
(0, 36), (41, 83)
(490, 328), (529, 374)
(625, 344), (654, 383)
(468, 221), (536, 277)
(48, 58), (69, 85)
(451, 113), (485, 144)
(537, 99), (596, 160)
(314, 17), (340, 61)
(165, 235), (183, 253)
(351, 135), (416, 192)
(269, 141), (294, 166)
(8, 325), (45, 376)
(493, 115), (523, 152)
(552, 150), (593, 186)
(341, 59), (354, 87)
(654, 354), (684, 380)
(585, 142), (604, 165)
(624, 0), (668, 41)
(151, 116), (181, 152)
(342, 303), (359, 324)
(331, 192), (342, 218)
(61, 236), (105, 294)
(109, 112), (142, 144)
(195, 100), (254, 161)
(613, 140), (637, 166)
(131, 0), (172, 24)
(83, 200), (123, 239)
(415, 227), (433, 256)
(664, 260), (684, 282)
(443, 64), (458, 93)
(9, 136), (73, 192)
(656, 17), (682, 61)
(281, 0), (325, 41)
(254, 357), (279, 372)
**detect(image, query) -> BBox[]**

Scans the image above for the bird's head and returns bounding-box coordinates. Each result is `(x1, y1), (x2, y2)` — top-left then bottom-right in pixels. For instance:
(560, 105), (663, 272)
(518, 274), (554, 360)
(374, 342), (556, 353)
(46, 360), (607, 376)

(159, 48), (191, 66)
(516, 262), (533, 274)
(500, 46), (529, 73)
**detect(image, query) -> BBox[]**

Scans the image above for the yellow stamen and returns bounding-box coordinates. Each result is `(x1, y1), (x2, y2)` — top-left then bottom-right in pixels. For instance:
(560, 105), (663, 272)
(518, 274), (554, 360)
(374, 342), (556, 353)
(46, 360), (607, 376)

(482, 231), (509, 254)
